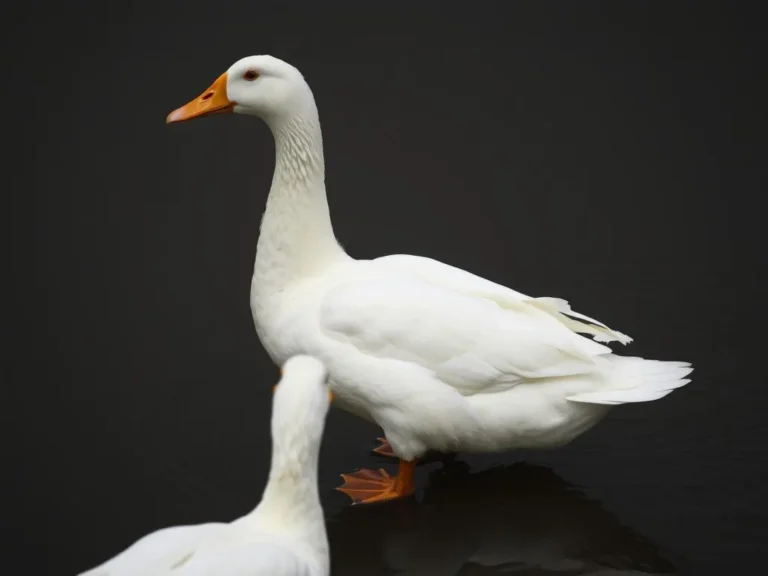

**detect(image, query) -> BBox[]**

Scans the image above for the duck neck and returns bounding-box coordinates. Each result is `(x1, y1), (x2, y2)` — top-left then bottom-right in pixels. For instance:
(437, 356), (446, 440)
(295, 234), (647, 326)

(253, 103), (346, 300)
(261, 440), (321, 512)
(249, 433), (326, 547)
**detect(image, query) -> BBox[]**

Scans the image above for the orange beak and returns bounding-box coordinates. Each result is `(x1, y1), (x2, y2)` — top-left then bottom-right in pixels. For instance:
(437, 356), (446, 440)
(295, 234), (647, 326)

(166, 72), (234, 124)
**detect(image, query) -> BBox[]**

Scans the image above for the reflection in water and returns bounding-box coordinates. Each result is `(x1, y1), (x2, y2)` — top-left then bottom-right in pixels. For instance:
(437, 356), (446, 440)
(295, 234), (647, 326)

(327, 461), (676, 575)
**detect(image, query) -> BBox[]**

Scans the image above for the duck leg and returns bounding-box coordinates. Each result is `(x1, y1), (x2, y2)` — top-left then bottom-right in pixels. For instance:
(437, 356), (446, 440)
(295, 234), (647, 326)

(336, 459), (416, 504)
(372, 437), (458, 464)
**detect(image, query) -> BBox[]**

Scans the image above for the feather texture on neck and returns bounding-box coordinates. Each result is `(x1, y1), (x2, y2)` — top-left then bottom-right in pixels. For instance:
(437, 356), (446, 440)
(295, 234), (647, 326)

(253, 105), (347, 303)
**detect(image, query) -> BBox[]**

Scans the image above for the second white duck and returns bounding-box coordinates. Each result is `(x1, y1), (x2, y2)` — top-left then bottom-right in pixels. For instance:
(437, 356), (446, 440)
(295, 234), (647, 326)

(167, 55), (693, 505)
(78, 355), (333, 575)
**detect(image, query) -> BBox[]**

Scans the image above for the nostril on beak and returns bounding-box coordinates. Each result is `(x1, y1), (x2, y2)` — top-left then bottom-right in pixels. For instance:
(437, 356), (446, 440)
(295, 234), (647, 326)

(202, 92), (214, 101)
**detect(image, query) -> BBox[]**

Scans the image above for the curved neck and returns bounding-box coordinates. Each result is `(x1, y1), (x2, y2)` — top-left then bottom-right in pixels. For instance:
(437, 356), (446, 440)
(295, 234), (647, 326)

(245, 425), (327, 563)
(253, 103), (347, 297)
(259, 433), (322, 515)
(256, 442), (323, 521)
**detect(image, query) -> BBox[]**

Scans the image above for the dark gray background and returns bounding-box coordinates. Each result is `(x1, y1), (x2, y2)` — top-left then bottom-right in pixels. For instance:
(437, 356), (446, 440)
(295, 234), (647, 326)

(8, 2), (764, 575)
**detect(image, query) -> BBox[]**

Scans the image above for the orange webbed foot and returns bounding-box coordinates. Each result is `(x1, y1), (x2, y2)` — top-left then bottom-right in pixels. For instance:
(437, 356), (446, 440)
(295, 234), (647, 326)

(336, 460), (416, 505)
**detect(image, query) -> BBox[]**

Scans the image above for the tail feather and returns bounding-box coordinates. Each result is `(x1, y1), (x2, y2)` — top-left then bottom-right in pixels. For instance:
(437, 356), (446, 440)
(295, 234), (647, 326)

(566, 356), (693, 406)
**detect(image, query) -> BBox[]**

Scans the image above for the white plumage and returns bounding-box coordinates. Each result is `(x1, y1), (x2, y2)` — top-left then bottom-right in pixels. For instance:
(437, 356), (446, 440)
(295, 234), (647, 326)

(78, 355), (332, 575)
(167, 55), (692, 503)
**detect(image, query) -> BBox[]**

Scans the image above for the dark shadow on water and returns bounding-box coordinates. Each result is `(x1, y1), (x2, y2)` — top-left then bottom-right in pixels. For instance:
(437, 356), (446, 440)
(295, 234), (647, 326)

(327, 461), (676, 575)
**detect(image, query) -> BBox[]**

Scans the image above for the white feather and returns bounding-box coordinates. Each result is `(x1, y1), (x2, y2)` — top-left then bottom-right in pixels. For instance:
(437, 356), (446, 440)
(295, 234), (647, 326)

(566, 357), (693, 405)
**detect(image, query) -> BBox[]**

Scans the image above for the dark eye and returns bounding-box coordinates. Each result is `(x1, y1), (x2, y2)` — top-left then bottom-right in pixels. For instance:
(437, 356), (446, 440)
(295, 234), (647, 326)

(243, 70), (259, 81)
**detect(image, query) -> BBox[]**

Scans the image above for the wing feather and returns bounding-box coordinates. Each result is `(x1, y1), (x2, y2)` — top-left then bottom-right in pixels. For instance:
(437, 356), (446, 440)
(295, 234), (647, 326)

(320, 277), (611, 396)
(373, 255), (632, 345)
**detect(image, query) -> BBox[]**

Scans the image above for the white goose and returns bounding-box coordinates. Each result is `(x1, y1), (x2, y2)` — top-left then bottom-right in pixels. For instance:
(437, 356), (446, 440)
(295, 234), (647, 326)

(78, 355), (333, 576)
(167, 55), (692, 505)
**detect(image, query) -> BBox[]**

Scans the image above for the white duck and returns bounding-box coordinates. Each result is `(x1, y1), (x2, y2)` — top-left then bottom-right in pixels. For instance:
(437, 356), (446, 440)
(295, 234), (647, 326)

(77, 355), (333, 576)
(167, 55), (692, 505)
